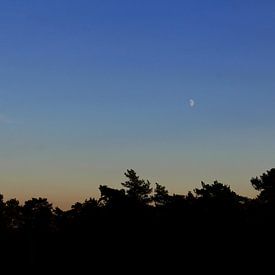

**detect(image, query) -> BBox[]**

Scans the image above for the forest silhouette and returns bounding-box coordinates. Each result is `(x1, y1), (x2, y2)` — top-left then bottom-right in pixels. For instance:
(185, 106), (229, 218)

(1, 168), (275, 271)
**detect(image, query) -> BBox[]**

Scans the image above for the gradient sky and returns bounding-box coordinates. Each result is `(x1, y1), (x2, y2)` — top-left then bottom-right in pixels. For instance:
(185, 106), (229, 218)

(0, 0), (275, 209)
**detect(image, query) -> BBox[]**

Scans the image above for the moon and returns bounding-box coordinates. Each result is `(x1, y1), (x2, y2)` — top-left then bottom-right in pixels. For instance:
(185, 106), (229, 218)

(189, 99), (195, 108)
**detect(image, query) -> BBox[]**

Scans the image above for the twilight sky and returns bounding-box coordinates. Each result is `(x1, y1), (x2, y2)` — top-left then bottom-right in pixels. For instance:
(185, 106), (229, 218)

(0, 0), (275, 209)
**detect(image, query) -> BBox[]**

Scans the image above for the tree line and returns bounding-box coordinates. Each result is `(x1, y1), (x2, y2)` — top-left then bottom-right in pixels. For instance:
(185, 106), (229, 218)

(1, 168), (275, 270)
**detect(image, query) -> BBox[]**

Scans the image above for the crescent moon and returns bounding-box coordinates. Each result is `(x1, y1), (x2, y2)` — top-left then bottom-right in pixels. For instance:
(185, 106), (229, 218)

(189, 99), (195, 107)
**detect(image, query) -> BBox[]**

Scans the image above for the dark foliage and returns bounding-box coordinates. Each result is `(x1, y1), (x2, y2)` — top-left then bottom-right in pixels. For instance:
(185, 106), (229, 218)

(0, 168), (274, 271)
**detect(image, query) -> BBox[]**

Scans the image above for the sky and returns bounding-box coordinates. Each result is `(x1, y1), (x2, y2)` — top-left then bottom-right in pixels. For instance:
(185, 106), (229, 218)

(0, 0), (275, 209)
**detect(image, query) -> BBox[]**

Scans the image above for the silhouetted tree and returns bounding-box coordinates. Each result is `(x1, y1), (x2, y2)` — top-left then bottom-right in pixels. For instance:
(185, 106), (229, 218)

(168, 192), (196, 210)
(5, 199), (22, 230)
(81, 198), (100, 221)
(194, 181), (246, 223)
(99, 185), (126, 208)
(71, 202), (83, 214)
(121, 169), (152, 206)
(0, 194), (5, 231)
(0, 168), (274, 270)
(0, 194), (4, 208)
(53, 207), (67, 232)
(23, 198), (53, 232)
(83, 198), (99, 210)
(153, 183), (170, 207)
(251, 168), (275, 205)
(194, 181), (245, 205)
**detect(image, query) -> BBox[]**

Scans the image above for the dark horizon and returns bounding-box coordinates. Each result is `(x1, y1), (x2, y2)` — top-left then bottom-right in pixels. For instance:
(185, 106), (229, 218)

(0, 167), (270, 210)
(1, 167), (275, 270)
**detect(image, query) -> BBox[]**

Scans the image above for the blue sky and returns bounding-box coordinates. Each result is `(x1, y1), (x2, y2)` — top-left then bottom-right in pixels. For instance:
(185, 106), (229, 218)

(0, 0), (275, 208)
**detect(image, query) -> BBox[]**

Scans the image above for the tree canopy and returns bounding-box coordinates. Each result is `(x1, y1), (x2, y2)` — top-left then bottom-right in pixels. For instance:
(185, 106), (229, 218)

(0, 168), (274, 270)
(251, 168), (275, 204)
